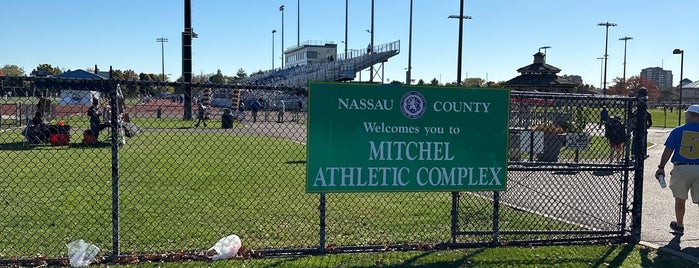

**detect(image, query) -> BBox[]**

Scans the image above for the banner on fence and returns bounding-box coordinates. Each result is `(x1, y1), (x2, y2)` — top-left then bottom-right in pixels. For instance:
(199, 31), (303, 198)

(307, 82), (510, 193)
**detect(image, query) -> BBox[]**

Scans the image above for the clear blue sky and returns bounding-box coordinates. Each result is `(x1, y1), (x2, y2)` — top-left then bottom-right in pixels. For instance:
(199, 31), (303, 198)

(1, 0), (696, 88)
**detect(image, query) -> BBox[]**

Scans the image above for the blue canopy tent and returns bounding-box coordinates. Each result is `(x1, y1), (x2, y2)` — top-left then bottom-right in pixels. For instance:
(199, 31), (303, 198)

(56, 70), (107, 105)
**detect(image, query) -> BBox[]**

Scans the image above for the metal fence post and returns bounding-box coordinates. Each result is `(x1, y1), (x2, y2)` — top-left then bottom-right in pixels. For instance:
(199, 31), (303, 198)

(492, 191), (500, 246)
(630, 87), (648, 243)
(450, 192), (459, 244)
(319, 193), (326, 253)
(110, 81), (121, 258)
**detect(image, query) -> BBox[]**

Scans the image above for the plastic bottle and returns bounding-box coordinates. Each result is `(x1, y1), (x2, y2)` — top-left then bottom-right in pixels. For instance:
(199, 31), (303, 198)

(658, 175), (667, 188)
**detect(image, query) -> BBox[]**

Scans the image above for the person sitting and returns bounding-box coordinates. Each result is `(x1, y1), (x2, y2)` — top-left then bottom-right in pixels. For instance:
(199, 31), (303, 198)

(27, 111), (50, 143)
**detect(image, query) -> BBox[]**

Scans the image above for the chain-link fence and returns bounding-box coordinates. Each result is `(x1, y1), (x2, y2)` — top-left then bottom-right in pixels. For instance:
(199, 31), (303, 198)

(455, 91), (646, 246)
(0, 77), (647, 265)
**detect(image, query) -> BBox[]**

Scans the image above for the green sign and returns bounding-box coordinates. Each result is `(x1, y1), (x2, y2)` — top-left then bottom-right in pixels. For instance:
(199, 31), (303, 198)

(307, 82), (510, 193)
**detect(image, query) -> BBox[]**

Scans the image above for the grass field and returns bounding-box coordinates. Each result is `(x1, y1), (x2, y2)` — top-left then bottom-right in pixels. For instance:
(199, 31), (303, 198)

(0, 123), (589, 260)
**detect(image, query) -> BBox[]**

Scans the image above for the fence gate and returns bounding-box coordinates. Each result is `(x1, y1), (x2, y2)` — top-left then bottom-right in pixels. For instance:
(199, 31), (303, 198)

(453, 90), (649, 246)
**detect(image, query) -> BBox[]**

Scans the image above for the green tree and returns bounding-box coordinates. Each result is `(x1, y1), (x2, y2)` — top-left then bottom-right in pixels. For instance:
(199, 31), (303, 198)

(111, 69), (125, 80)
(430, 78), (439, 86)
(659, 87), (677, 101)
(209, 69), (226, 84)
(417, 79), (425, 85)
(572, 84), (598, 94)
(486, 81), (505, 87)
(0, 65), (25, 76)
(234, 68), (248, 81)
(122, 70), (139, 81)
(139, 73), (150, 81)
(31, 64), (62, 76)
(192, 73), (209, 84)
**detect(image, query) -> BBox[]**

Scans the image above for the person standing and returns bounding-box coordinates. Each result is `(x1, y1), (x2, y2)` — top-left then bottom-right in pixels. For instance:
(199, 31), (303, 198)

(604, 116), (625, 163)
(194, 103), (208, 127)
(250, 98), (262, 123)
(655, 104), (699, 235)
(277, 99), (285, 123)
(87, 98), (105, 141)
(599, 106), (609, 128)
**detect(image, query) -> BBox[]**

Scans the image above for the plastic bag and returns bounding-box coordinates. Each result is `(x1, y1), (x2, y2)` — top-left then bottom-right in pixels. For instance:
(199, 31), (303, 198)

(207, 234), (242, 260)
(67, 239), (100, 267)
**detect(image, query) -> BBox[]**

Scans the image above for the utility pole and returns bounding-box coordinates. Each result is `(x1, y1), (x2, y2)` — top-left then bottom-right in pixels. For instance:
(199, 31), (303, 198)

(673, 48), (684, 125)
(369, 0), (374, 83)
(182, 0), (196, 120)
(619, 36), (633, 92)
(345, 0), (350, 59)
(406, 0), (413, 85)
(156, 37), (168, 81)
(448, 0), (471, 86)
(280, 5), (285, 69)
(598, 22), (617, 95)
(297, 0), (300, 47)
(272, 30), (277, 69)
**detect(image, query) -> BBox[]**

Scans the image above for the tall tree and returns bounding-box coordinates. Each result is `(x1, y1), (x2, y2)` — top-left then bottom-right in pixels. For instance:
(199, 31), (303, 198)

(430, 78), (439, 86)
(572, 84), (597, 94)
(0, 65), (25, 76)
(234, 68), (247, 81)
(209, 69), (226, 84)
(122, 70), (139, 81)
(139, 73), (153, 81)
(111, 69), (125, 80)
(659, 87), (678, 102)
(608, 76), (660, 100)
(31, 64), (62, 76)
(192, 73), (209, 84)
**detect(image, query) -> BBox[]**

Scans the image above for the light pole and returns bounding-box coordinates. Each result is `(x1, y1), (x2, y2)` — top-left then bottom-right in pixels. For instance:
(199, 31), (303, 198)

(272, 30), (277, 70)
(674, 48), (684, 125)
(297, 0), (300, 47)
(619, 36), (633, 92)
(598, 22), (617, 95)
(344, 0), (348, 59)
(406, 0), (413, 85)
(365, 29), (372, 82)
(538, 46), (551, 61)
(448, 0), (471, 86)
(280, 5), (285, 69)
(597, 57), (604, 90)
(156, 37), (168, 81)
(369, 0), (374, 83)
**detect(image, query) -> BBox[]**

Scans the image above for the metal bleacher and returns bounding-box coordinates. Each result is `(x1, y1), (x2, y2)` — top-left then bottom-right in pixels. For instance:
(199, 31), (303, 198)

(244, 40), (400, 88)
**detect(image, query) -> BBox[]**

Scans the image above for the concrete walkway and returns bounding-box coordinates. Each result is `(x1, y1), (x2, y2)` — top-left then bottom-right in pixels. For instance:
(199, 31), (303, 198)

(642, 127), (699, 263)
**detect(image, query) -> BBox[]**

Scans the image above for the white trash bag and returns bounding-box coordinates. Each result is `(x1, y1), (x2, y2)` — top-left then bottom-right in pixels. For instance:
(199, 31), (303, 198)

(66, 239), (100, 267)
(207, 234), (242, 260)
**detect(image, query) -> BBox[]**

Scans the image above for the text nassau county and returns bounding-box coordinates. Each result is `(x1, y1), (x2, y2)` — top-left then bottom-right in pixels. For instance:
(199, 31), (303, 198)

(337, 98), (491, 113)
